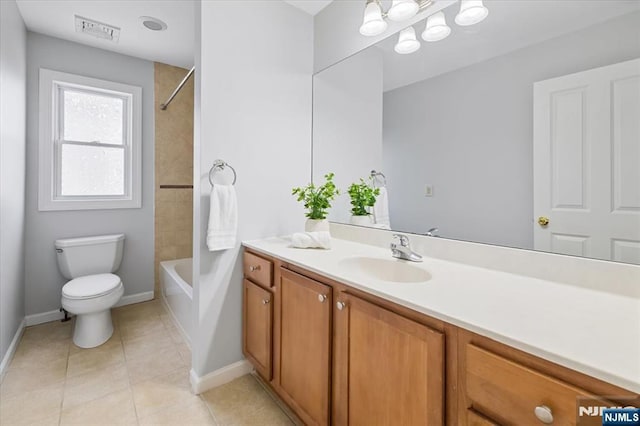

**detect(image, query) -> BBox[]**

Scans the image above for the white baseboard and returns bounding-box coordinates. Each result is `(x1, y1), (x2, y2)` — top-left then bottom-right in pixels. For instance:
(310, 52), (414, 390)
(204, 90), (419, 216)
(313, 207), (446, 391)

(190, 360), (253, 394)
(25, 309), (64, 326)
(114, 291), (155, 307)
(25, 291), (155, 327)
(0, 319), (26, 381)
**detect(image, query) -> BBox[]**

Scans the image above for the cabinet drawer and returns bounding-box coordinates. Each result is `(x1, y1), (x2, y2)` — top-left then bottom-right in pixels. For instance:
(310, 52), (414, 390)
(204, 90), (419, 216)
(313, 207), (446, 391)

(466, 344), (609, 426)
(243, 251), (273, 288)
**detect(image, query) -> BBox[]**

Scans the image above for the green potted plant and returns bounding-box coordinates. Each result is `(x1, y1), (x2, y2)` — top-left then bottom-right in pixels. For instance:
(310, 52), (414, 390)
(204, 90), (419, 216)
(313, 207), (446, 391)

(347, 178), (380, 226)
(292, 173), (339, 232)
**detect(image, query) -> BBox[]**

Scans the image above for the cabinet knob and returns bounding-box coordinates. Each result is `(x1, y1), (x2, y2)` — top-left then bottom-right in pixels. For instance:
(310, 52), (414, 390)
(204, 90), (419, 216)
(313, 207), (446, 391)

(249, 265), (261, 272)
(534, 405), (553, 424)
(318, 294), (327, 303)
(336, 301), (346, 310)
(261, 299), (270, 305)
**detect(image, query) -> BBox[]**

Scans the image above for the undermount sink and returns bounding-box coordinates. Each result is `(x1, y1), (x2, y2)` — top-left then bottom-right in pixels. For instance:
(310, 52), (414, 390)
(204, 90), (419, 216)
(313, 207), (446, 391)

(338, 257), (432, 283)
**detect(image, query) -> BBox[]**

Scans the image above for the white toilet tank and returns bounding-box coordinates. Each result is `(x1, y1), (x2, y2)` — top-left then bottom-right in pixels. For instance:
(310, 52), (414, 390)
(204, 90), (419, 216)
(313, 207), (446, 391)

(55, 234), (125, 279)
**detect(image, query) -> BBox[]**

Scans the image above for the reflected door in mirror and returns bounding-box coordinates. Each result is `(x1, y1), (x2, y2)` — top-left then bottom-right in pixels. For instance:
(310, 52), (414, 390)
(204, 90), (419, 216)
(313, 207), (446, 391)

(533, 58), (640, 265)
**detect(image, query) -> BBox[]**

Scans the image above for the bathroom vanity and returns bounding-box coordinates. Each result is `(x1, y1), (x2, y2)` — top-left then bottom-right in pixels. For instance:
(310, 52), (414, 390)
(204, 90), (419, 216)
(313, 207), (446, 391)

(242, 236), (639, 426)
(236, 3), (640, 423)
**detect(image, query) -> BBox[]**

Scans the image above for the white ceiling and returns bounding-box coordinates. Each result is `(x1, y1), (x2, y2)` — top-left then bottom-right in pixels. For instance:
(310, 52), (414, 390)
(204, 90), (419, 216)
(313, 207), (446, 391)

(378, 0), (640, 91)
(283, 0), (333, 15)
(16, 0), (195, 69)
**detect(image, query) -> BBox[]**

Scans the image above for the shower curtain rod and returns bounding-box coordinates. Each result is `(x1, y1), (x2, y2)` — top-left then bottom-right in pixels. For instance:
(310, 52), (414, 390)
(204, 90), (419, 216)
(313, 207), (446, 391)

(160, 66), (195, 110)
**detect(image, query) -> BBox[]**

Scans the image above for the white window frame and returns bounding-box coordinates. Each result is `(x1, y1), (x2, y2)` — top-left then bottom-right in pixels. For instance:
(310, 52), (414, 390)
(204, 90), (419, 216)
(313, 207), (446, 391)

(38, 68), (142, 211)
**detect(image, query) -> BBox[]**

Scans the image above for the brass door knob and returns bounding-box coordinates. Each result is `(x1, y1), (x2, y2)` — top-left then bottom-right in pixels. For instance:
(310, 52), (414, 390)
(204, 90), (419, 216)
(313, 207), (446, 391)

(538, 216), (550, 227)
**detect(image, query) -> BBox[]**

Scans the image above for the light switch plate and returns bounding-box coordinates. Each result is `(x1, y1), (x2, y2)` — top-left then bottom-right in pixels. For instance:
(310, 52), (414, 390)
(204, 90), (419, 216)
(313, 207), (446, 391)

(425, 185), (434, 197)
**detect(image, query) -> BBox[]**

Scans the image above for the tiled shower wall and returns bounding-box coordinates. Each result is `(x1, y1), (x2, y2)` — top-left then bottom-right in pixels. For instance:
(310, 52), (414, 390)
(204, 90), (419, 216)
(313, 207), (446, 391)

(154, 62), (194, 293)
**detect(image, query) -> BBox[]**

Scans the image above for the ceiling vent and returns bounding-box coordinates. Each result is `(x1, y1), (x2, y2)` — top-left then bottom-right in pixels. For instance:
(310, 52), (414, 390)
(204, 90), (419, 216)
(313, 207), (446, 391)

(75, 15), (120, 43)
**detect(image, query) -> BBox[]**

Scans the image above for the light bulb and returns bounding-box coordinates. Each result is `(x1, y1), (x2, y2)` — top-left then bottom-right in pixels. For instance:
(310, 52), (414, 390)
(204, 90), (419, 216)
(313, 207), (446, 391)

(422, 11), (451, 42)
(455, 0), (489, 26)
(394, 26), (420, 54)
(387, 0), (419, 22)
(359, 1), (388, 36)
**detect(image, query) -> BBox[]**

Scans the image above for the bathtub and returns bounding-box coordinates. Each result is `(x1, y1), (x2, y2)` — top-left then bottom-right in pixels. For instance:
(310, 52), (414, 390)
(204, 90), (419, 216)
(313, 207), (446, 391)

(160, 258), (193, 346)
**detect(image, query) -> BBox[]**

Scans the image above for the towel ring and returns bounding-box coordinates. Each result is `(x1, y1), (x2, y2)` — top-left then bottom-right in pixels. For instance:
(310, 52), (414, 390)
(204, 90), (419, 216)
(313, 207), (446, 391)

(209, 160), (237, 187)
(370, 170), (387, 187)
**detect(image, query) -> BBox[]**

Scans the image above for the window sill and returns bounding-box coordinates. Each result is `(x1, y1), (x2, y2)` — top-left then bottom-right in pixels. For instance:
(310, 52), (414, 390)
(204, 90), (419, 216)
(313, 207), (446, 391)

(38, 198), (142, 211)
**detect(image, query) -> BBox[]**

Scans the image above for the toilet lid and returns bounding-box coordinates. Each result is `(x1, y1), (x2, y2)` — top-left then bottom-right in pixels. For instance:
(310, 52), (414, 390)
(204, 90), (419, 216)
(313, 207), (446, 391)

(62, 273), (122, 300)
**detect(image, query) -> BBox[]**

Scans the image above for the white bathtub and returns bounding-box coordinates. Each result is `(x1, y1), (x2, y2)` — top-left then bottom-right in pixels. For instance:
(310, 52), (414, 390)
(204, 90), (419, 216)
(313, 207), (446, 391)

(160, 258), (193, 346)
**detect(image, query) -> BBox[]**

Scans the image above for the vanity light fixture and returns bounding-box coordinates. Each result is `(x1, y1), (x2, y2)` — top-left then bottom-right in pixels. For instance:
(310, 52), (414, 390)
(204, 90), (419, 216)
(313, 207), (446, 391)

(359, 1), (388, 36)
(394, 26), (421, 54)
(360, 0), (488, 55)
(421, 11), (450, 42)
(454, 0), (489, 26)
(388, 0), (420, 22)
(359, 0), (432, 37)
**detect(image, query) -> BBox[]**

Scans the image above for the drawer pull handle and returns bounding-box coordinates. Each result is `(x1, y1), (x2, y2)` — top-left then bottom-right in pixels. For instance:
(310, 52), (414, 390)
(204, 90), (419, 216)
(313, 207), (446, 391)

(534, 405), (553, 424)
(336, 301), (346, 310)
(261, 299), (270, 305)
(249, 265), (261, 272)
(318, 294), (327, 303)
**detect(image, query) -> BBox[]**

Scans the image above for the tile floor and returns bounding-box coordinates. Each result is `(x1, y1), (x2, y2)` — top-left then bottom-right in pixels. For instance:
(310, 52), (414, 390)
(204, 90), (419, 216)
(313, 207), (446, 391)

(0, 300), (293, 425)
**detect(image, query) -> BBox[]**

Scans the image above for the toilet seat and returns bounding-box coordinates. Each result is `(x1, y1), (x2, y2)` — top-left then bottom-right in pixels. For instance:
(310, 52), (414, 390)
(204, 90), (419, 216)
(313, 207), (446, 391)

(62, 273), (122, 300)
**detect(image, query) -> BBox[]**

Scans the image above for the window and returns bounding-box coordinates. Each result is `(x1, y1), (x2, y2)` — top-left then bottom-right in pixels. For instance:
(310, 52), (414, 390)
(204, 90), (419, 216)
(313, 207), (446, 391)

(38, 69), (142, 210)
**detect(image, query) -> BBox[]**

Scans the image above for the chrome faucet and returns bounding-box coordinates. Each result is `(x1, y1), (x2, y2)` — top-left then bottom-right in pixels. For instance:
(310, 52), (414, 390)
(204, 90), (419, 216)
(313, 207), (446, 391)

(390, 234), (423, 262)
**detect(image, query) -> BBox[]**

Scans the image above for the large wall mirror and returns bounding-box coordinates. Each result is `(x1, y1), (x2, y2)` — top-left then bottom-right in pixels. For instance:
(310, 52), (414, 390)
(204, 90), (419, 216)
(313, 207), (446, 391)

(313, 0), (640, 265)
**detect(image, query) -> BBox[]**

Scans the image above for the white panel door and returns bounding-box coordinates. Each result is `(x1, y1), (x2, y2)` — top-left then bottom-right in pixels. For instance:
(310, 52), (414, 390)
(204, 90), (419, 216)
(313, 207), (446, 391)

(533, 58), (640, 264)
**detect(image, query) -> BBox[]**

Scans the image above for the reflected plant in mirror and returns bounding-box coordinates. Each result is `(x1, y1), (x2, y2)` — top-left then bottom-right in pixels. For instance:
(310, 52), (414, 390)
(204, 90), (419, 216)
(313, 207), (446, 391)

(348, 178), (380, 226)
(313, 0), (640, 265)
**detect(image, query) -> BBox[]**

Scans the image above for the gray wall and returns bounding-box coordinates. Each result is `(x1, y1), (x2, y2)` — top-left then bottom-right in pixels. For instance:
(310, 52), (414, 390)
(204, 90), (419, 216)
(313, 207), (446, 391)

(24, 33), (155, 316)
(313, 47), (383, 223)
(383, 12), (640, 249)
(0, 0), (27, 365)
(193, 0), (312, 376)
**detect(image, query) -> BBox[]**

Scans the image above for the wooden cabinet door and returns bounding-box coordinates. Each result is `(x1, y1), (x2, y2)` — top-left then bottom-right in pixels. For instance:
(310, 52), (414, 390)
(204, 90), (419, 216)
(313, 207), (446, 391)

(334, 292), (445, 426)
(243, 279), (273, 380)
(279, 268), (332, 426)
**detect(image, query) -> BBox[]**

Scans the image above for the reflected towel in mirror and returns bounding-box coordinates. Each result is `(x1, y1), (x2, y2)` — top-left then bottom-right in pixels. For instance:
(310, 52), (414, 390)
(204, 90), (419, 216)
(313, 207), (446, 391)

(373, 187), (390, 228)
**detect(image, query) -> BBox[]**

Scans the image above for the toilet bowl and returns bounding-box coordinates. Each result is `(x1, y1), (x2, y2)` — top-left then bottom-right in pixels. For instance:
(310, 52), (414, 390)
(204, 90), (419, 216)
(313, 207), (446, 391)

(61, 273), (124, 348)
(55, 234), (125, 349)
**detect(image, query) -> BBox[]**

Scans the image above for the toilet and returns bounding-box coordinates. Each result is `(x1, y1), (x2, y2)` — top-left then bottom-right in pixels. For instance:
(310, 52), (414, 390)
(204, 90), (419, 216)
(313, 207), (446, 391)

(55, 234), (125, 348)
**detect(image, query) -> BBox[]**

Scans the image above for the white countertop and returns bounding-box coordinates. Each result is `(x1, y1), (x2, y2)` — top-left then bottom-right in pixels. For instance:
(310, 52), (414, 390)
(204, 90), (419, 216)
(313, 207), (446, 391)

(243, 236), (640, 394)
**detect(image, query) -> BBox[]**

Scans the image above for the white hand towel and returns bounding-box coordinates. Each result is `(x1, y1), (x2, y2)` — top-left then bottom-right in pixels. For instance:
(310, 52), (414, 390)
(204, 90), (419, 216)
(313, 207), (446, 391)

(207, 185), (238, 251)
(373, 187), (391, 228)
(291, 232), (331, 249)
